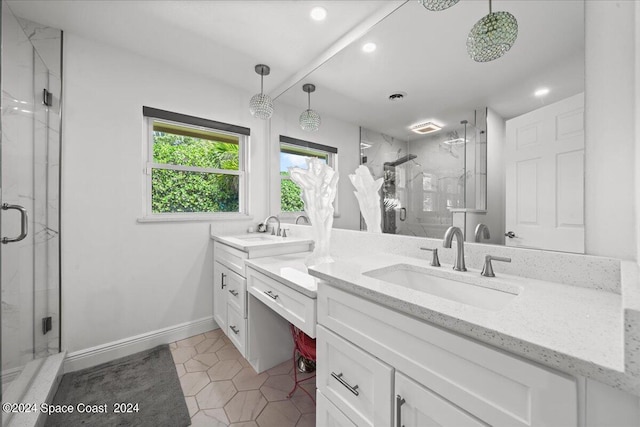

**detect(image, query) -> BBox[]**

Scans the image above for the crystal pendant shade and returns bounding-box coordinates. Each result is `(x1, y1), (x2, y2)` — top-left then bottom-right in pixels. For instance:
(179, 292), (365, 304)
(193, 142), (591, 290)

(249, 93), (274, 120)
(299, 109), (321, 132)
(419, 0), (460, 12)
(299, 83), (320, 132)
(467, 10), (518, 62)
(249, 64), (273, 120)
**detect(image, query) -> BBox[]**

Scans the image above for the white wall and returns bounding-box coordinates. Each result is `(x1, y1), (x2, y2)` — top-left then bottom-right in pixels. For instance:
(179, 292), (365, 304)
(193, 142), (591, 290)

(62, 34), (269, 353)
(585, 0), (637, 261)
(270, 100), (360, 230)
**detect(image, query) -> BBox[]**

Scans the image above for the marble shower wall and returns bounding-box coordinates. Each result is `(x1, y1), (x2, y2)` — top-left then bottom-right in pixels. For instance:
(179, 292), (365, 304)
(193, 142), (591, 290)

(1, 1), (62, 382)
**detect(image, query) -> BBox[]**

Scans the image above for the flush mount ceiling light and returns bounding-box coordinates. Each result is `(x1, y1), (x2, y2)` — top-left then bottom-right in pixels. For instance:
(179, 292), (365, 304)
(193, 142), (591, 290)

(419, 0), (460, 12)
(534, 87), (550, 97)
(299, 83), (321, 132)
(310, 6), (327, 21)
(362, 42), (377, 53)
(410, 121), (442, 135)
(249, 64), (274, 120)
(467, 0), (518, 62)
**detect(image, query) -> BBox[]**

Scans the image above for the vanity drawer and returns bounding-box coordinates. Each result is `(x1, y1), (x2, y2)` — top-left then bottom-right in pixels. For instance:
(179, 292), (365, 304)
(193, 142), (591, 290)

(318, 284), (578, 427)
(214, 241), (247, 277)
(317, 325), (392, 427)
(225, 268), (247, 317)
(317, 390), (357, 427)
(226, 305), (246, 357)
(247, 267), (316, 338)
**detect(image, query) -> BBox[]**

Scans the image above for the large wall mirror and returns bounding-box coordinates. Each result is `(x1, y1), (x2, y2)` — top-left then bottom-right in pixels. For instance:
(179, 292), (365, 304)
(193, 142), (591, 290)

(272, 0), (585, 253)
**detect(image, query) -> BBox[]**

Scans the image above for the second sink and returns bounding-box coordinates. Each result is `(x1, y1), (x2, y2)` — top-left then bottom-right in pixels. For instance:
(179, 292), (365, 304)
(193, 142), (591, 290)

(363, 264), (519, 311)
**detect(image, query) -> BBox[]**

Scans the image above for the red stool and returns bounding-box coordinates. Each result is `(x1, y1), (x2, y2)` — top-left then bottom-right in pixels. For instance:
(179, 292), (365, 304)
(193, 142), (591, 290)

(287, 324), (316, 403)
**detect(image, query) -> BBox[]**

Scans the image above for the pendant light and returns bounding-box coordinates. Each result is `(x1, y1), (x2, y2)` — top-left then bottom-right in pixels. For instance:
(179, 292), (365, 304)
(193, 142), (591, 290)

(299, 84), (321, 132)
(467, 0), (518, 62)
(249, 64), (274, 119)
(419, 0), (459, 12)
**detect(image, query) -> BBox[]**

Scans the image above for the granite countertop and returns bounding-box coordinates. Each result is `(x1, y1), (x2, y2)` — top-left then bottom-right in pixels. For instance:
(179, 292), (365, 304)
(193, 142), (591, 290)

(245, 252), (319, 298)
(308, 252), (640, 395)
(211, 232), (313, 252)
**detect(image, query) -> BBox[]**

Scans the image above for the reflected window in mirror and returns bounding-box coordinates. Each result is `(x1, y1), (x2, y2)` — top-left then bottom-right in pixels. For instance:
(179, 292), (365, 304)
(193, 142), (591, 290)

(279, 135), (338, 215)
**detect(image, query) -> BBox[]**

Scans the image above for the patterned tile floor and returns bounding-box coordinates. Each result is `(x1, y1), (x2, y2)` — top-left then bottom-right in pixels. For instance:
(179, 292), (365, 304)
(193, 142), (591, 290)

(171, 329), (316, 427)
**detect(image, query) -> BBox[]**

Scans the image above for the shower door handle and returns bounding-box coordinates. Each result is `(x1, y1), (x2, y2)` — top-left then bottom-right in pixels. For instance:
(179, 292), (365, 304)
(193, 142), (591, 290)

(399, 207), (406, 221)
(2, 203), (28, 244)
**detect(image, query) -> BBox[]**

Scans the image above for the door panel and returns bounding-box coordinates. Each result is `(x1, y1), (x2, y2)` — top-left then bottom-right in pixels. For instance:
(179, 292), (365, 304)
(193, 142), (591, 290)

(505, 93), (584, 252)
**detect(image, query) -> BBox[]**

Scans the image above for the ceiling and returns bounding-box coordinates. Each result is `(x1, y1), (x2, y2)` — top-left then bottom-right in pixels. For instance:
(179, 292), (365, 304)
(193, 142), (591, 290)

(8, 1), (584, 141)
(6, 0), (402, 94)
(276, 0), (585, 141)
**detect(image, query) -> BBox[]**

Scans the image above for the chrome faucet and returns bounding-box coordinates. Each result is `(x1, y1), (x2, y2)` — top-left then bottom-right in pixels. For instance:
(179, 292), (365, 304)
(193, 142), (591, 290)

(443, 226), (466, 271)
(295, 215), (310, 225)
(474, 223), (490, 242)
(481, 255), (511, 277)
(263, 215), (281, 236)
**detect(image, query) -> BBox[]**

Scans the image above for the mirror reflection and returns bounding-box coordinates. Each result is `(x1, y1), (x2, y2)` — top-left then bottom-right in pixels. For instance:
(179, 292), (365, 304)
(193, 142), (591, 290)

(274, 0), (585, 253)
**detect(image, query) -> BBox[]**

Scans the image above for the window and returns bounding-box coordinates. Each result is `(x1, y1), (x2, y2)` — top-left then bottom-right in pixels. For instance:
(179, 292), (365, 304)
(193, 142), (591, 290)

(279, 135), (337, 213)
(142, 107), (249, 219)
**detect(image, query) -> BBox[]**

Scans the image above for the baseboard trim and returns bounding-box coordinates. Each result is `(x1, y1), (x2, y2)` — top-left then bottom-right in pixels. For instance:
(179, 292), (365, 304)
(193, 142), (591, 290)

(64, 316), (217, 373)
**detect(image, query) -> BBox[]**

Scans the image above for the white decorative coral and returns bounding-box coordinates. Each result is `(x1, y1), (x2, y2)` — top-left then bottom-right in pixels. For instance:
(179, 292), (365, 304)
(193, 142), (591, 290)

(349, 165), (383, 233)
(289, 158), (339, 267)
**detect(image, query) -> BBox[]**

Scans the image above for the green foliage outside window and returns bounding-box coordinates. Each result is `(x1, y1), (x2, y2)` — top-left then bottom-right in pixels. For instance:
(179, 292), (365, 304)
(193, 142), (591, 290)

(281, 173), (305, 212)
(151, 132), (240, 213)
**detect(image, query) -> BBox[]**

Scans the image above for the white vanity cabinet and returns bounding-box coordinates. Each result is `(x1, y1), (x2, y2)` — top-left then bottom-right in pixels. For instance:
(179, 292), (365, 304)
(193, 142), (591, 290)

(212, 237), (313, 357)
(213, 242), (248, 354)
(317, 284), (580, 427)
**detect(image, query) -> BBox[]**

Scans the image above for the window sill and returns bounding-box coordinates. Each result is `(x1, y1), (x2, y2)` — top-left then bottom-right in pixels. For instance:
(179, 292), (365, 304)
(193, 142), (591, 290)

(137, 213), (254, 223)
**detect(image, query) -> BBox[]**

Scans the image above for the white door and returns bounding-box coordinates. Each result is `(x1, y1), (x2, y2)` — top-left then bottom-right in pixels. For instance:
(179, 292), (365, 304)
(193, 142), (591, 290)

(395, 372), (486, 427)
(505, 93), (584, 252)
(213, 261), (228, 332)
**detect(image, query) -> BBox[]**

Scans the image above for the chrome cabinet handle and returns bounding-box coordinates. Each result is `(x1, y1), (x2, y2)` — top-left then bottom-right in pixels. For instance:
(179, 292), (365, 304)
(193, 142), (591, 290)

(228, 289), (239, 297)
(331, 372), (359, 396)
(264, 290), (278, 300)
(2, 203), (28, 244)
(396, 395), (406, 427)
(221, 272), (227, 289)
(229, 325), (239, 335)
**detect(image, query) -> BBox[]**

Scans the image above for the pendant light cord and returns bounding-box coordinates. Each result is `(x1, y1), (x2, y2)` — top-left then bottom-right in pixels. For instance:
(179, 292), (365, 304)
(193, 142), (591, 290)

(307, 91), (311, 110)
(260, 74), (264, 95)
(489, 0), (492, 14)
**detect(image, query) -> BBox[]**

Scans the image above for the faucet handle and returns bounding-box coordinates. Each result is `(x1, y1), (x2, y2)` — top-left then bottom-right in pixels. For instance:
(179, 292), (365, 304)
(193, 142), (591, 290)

(481, 255), (512, 277)
(282, 228), (288, 238)
(420, 247), (441, 267)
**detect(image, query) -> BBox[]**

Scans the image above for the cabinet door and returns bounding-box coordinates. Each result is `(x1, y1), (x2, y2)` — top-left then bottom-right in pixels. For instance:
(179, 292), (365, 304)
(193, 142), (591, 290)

(317, 390), (357, 427)
(396, 372), (487, 427)
(213, 261), (228, 332)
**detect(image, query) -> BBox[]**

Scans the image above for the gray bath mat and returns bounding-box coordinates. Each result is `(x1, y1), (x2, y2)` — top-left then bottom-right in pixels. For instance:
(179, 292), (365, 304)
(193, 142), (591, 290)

(46, 344), (190, 427)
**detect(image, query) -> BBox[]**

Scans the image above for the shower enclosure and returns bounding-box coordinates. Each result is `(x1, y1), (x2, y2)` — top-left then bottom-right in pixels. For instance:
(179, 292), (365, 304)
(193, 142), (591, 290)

(360, 109), (487, 239)
(1, 1), (62, 409)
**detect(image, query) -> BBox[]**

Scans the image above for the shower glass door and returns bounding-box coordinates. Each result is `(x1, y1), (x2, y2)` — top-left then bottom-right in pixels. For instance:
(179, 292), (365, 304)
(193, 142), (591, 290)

(1, 1), (61, 403)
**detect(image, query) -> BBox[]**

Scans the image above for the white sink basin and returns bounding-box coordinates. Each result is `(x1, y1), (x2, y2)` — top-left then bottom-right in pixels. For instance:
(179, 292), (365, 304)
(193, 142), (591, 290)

(363, 264), (519, 311)
(234, 235), (277, 242)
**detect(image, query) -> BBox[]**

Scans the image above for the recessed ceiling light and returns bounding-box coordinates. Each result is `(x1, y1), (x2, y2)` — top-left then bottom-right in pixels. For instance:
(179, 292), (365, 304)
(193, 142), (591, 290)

(410, 121), (442, 134)
(362, 42), (377, 53)
(310, 7), (327, 21)
(534, 87), (550, 97)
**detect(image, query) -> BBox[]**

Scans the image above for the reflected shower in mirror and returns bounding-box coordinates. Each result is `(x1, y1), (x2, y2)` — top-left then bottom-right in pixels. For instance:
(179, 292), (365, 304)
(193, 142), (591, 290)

(273, 0), (585, 253)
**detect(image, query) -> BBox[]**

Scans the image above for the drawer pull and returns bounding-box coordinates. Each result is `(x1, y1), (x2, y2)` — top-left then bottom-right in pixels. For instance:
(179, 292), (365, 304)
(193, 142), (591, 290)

(229, 325), (240, 335)
(396, 394), (406, 427)
(331, 372), (360, 396)
(264, 290), (279, 300)
(221, 272), (227, 289)
(229, 289), (239, 297)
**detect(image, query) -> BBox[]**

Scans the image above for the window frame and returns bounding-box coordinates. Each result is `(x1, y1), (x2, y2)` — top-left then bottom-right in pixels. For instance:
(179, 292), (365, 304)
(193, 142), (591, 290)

(140, 107), (250, 221)
(278, 135), (339, 218)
